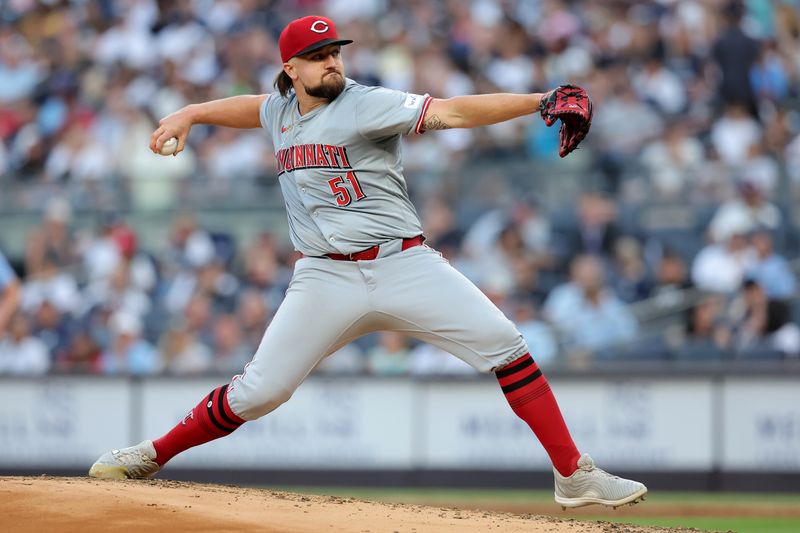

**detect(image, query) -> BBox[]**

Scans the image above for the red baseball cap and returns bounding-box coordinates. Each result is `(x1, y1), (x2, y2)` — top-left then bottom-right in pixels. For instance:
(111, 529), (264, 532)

(279, 16), (353, 63)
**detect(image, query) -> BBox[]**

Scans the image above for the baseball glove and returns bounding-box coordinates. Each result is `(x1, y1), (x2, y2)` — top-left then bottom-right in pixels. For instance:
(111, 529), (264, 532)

(539, 84), (593, 158)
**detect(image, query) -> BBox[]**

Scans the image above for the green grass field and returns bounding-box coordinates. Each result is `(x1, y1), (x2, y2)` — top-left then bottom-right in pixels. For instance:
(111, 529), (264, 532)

(591, 516), (800, 533)
(274, 487), (800, 533)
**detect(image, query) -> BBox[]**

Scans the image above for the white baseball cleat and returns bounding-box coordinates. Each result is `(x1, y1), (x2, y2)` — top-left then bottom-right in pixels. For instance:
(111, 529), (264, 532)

(554, 453), (647, 510)
(88, 440), (161, 480)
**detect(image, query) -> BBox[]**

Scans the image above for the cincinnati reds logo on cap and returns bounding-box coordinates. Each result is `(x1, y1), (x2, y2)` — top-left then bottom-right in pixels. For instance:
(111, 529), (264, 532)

(310, 20), (329, 33)
(279, 15), (353, 63)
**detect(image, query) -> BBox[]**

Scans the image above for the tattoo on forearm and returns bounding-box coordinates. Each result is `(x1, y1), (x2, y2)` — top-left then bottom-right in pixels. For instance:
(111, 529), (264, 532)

(423, 114), (451, 130)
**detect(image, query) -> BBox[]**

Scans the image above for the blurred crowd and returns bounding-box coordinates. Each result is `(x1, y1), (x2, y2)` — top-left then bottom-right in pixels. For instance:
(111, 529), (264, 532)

(1, 0), (800, 376)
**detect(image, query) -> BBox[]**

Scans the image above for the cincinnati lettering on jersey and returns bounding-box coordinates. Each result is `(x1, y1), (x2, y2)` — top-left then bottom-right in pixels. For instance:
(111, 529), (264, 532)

(275, 144), (352, 175)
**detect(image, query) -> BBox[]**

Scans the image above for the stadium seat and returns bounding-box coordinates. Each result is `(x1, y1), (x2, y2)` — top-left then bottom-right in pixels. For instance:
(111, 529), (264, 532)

(736, 344), (785, 360)
(210, 231), (237, 267)
(673, 340), (727, 361)
(594, 335), (671, 361)
(646, 228), (705, 264)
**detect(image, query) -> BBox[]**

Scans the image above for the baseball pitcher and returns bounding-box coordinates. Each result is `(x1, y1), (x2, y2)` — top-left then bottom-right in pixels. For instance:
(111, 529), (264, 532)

(90, 15), (646, 510)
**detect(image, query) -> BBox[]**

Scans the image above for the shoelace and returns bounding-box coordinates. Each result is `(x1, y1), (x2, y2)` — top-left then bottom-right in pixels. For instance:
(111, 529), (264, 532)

(590, 466), (623, 481)
(577, 458), (622, 480)
(114, 449), (152, 466)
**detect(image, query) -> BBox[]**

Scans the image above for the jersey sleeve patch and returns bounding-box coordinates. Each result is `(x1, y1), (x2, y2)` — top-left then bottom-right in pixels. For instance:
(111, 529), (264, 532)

(404, 93), (424, 109)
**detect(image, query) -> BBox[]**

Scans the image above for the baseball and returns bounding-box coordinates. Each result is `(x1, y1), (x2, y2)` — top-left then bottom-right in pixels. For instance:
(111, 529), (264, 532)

(159, 137), (178, 156)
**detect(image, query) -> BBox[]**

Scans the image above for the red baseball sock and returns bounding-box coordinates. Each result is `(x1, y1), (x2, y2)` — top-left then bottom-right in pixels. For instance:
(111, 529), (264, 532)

(152, 383), (245, 466)
(496, 354), (580, 477)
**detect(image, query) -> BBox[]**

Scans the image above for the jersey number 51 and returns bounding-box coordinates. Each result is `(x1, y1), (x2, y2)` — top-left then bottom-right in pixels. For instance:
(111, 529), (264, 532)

(327, 172), (367, 207)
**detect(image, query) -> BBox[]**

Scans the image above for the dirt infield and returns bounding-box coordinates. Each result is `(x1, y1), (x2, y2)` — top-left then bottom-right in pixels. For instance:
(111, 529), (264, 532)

(1, 476), (695, 533)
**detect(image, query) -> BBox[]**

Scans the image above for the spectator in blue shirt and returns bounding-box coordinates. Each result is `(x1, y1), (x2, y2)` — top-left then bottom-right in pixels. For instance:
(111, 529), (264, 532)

(101, 311), (160, 375)
(543, 255), (638, 353)
(747, 230), (796, 300)
(0, 250), (21, 339)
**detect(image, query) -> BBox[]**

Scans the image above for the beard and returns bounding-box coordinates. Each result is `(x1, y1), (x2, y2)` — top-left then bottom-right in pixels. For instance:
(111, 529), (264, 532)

(303, 72), (345, 100)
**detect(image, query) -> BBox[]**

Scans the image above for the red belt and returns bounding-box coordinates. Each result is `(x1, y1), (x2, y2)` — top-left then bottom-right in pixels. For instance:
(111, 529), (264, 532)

(324, 235), (425, 261)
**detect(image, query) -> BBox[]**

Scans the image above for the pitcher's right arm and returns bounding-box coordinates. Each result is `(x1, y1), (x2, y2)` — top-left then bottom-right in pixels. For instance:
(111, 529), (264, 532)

(150, 94), (268, 155)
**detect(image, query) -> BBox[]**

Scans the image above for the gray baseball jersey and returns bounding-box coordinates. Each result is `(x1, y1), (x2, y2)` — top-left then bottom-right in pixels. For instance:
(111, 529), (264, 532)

(227, 79), (528, 420)
(259, 78), (431, 256)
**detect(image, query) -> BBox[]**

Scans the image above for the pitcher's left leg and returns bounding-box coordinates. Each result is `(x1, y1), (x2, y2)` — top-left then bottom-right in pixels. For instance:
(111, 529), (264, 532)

(373, 246), (646, 507)
(372, 247), (579, 473)
(494, 353), (580, 477)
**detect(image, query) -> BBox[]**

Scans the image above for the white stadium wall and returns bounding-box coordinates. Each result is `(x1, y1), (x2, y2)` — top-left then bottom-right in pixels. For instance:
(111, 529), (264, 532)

(0, 376), (798, 479)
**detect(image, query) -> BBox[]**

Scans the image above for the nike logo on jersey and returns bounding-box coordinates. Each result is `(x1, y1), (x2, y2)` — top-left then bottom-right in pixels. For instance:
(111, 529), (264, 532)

(275, 144), (352, 175)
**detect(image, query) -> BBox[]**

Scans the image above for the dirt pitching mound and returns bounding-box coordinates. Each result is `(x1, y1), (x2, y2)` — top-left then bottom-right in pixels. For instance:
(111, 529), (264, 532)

(1, 476), (691, 533)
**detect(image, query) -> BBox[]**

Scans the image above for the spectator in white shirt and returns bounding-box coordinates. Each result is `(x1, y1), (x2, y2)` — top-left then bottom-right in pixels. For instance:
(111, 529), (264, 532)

(710, 103), (761, 166)
(708, 178), (782, 244)
(692, 230), (757, 293)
